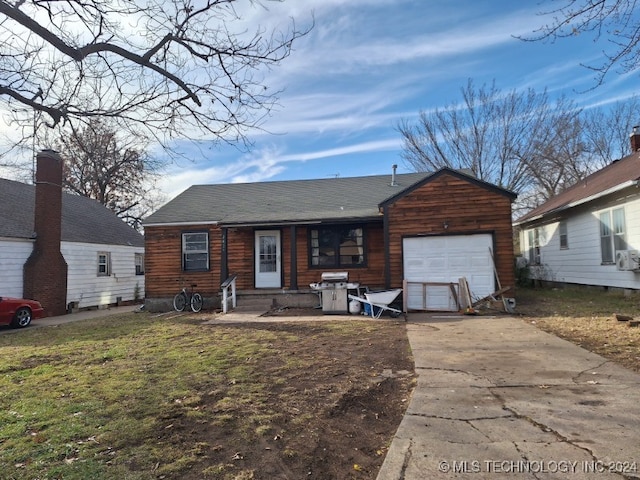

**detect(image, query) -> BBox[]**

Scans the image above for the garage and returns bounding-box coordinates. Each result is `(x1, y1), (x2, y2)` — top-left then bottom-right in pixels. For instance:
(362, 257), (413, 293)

(403, 234), (495, 311)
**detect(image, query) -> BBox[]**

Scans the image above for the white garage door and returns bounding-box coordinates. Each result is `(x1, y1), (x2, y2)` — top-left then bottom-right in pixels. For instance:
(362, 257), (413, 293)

(403, 234), (495, 311)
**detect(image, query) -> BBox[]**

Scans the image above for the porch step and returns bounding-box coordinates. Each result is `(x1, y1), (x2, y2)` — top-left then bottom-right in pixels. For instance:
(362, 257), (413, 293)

(231, 295), (278, 313)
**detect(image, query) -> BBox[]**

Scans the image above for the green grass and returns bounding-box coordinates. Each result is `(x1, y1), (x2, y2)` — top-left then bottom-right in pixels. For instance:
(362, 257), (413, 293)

(0, 313), (292, 479)
(0, 313), (415, 480)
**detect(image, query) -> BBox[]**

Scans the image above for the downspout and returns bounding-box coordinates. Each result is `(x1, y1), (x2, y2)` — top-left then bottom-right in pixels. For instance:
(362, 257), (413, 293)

(290, 225), (298, 290)
(383, 205), (391, 289)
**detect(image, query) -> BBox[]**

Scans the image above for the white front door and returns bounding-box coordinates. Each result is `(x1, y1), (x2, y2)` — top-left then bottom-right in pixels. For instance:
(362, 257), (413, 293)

(255, 230), (281, 288)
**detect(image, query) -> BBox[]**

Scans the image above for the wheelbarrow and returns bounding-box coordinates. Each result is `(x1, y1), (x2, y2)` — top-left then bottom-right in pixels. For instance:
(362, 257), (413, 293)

(348, 288), (404, 319)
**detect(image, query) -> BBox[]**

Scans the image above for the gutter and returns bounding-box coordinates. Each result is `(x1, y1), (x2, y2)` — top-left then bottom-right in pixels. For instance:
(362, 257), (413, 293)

(145, 215), (384, 229)
(142, 220), (220, 228)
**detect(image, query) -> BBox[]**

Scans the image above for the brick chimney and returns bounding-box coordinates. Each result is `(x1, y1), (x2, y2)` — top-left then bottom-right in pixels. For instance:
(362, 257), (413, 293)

(630, 126), (640, 152)
(23, 149), (68, 316)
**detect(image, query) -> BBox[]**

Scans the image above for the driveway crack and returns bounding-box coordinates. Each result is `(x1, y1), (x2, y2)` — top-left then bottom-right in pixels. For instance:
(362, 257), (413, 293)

(491, 388), (597, 458)
(398, 439), (413, 480)
(572, 359), (610, 383)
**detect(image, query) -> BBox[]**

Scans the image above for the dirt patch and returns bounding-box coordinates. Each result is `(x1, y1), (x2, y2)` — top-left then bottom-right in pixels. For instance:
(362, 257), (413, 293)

(517, 287), (640, 373)
(154, 320), (414, 479)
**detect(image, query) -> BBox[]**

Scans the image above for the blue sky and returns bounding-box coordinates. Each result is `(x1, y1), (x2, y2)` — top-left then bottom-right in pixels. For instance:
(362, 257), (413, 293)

(155, 0), (636, 198)
(51, 1), (640, 199)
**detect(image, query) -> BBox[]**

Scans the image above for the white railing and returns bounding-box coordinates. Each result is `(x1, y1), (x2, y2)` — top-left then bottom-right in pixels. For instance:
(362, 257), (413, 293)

(221, 274), (237, 314)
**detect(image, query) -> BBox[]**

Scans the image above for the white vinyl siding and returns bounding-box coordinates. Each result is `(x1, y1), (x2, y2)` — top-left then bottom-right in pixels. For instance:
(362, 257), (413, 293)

(0, 238), (34, 298)
(63, 241), (145, 309)
(524, 196), (640, 289)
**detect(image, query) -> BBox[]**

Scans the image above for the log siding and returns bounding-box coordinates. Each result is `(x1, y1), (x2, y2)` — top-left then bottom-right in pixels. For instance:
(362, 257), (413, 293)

(144, 170), (516, 306)
(384, 173), (515, 292)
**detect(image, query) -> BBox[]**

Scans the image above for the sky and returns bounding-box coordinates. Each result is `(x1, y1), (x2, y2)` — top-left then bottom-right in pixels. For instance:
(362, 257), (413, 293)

(3, 0), (639, 201)
(153, 0), (639, 200)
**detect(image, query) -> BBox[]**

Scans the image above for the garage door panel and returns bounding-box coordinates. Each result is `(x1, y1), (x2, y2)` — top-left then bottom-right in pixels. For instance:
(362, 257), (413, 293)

(403, 234), (494, 311)
(426, 285), (457, 310)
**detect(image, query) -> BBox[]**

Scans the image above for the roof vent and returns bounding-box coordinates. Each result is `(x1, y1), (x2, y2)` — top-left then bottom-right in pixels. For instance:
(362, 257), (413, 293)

(391, 164), (398, 186)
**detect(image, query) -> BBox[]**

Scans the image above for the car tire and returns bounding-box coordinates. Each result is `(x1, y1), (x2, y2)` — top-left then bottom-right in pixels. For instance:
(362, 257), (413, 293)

(11, 307), (32, 328)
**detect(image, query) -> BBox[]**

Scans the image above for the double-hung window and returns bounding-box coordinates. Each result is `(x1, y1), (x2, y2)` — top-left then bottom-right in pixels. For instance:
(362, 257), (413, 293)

(98, 252), (111, 276)
(310, 226), (365, 268)
(559, 221), (568, 249)
(135, 253), (145, 275)
(182, 232), (209, 271)
(527, 228), (540, 265)
(600, 208), (626, 264)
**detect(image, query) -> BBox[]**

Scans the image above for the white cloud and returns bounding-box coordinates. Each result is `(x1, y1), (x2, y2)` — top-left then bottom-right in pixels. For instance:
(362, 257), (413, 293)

(157, 137), (402, 198)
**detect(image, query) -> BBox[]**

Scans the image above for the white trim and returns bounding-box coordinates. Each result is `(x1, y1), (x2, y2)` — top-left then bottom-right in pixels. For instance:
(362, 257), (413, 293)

(0, 236), (34, 243)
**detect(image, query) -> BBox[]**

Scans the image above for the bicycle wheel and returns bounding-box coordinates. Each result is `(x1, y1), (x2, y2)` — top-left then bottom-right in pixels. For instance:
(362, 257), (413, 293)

(173, 292), (187, 312)
(190, 293), (203, 312)
(191, 293), (203, 313)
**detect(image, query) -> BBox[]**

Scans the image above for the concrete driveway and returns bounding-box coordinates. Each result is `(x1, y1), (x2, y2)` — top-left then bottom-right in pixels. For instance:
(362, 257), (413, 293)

(378, 315), (640, 480)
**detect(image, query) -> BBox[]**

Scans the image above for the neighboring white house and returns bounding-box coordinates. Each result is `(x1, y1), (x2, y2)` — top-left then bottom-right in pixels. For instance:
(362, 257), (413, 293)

(0, 175), (145, 311)
(514, 128), (640, 290)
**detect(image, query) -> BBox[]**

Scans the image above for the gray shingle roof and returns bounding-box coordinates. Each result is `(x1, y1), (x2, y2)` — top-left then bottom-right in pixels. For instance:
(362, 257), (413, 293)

(143, 172), (432, 226)
(0, 177), (144, 247)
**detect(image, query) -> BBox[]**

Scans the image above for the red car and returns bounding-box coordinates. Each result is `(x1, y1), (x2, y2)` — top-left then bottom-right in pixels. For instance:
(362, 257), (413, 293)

(0, 297), (46, 328)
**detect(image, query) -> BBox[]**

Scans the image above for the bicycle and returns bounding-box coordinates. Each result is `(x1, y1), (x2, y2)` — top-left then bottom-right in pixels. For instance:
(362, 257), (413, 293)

(173, 283), (203, 312)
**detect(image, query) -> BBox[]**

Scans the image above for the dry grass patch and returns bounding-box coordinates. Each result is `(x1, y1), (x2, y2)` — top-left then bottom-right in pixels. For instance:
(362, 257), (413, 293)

(517, 286), (640, 372)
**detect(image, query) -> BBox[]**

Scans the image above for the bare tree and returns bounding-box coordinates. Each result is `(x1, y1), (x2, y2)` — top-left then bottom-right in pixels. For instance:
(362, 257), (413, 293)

(55, 119), (164, 230)
(398, 80), (590, 215)
(523, 0), (640, 85)
(518, 107), (588, 211)
(398, 80), (581, 192)
(582, 95), (640, 166)
(0, 0), (310, 149)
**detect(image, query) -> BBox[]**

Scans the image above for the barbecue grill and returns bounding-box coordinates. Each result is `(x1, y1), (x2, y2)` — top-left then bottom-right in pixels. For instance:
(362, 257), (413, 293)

(310, 272), (359, 314)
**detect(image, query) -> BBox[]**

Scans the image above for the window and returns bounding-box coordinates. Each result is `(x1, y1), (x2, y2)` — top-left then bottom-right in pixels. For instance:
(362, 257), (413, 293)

(135, 253), (145, 275)
(559, 221), (568, 249)
(527, 228), (540, 265)
(310, 226), (365, 268)
(182, 232), (209, 271)
(600, 208), (626, 263)
(98, 252), (111, 276)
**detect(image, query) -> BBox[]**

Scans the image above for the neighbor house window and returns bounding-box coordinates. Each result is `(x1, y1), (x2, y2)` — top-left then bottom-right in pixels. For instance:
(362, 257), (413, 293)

(98, 252), (111, 276)
(600, 208), (626, 263)
(182, 232), (209, 271)
(135, 253), (145, 275)
(527, 228), (540, 265)
(310, 226), (365, 267)
(559, 221), (568, 249)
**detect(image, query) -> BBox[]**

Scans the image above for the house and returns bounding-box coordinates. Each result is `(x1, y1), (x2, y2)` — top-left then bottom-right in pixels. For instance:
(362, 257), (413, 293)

(0, 150), (145, 316)
(514, 127), (640, 290)
(143, 167), (516, 312)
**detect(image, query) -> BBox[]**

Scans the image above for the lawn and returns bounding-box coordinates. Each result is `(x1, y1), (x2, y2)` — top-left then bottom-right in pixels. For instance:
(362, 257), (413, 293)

(517, 286), (640, 373)
(0, 313), (414, 480)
